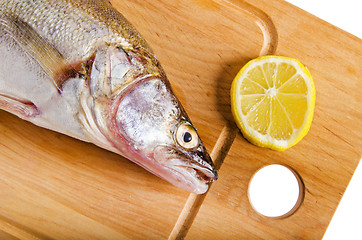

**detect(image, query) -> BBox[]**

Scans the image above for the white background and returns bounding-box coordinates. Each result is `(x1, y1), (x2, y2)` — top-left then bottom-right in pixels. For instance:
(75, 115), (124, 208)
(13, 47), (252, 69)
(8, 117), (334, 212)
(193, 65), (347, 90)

(282, 0), (361, 239)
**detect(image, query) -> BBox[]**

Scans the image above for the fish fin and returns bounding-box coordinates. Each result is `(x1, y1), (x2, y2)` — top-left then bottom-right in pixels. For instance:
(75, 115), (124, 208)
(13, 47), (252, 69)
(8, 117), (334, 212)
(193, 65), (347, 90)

(0, 14), (77, 92)
(0, 94), (39, 119)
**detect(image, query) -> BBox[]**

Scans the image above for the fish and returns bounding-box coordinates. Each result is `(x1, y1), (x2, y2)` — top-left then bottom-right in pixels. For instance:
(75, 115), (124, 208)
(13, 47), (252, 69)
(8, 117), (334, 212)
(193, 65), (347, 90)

(0, 0), (217, 194)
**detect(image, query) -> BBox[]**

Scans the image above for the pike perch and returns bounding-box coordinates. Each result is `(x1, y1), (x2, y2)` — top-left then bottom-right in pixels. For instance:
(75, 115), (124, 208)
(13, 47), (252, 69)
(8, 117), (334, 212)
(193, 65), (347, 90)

(0, 0), (217, 194)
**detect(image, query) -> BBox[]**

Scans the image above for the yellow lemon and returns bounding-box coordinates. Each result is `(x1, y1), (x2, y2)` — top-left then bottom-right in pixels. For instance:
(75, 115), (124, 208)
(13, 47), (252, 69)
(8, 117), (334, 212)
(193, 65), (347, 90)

(231, 56), (316, 151)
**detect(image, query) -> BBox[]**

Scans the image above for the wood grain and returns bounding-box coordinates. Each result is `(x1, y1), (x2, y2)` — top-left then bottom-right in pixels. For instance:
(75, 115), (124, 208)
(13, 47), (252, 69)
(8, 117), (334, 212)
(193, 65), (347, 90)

(184, 0), (362, 239)
(0, 0), (361, 239)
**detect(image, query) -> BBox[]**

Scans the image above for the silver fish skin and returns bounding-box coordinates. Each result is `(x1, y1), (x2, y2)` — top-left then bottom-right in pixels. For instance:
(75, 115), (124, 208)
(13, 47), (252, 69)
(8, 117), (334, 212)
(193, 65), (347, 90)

(0, 0), (217, 194)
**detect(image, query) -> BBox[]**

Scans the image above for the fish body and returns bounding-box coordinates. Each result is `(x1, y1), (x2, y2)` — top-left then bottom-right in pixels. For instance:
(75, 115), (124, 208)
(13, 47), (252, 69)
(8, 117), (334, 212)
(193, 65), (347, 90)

(0, 0), (217, 194)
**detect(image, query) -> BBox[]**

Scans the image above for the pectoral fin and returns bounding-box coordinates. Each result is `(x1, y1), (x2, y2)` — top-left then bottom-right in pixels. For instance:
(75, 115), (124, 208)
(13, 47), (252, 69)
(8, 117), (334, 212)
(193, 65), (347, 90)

(0, 14), (76, 92)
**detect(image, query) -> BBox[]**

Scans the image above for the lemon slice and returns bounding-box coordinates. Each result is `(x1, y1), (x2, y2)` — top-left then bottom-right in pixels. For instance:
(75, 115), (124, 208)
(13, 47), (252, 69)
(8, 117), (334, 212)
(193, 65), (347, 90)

(231, 56), (316, 151)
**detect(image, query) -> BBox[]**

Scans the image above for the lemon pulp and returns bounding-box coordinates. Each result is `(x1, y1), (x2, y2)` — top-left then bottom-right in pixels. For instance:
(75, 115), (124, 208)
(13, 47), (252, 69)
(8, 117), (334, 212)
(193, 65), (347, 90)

(231, 56), (315, 151)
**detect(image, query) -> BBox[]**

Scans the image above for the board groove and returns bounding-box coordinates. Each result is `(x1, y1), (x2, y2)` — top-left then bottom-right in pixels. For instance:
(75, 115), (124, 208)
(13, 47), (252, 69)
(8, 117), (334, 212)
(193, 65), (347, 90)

(168, 2), (278, 238)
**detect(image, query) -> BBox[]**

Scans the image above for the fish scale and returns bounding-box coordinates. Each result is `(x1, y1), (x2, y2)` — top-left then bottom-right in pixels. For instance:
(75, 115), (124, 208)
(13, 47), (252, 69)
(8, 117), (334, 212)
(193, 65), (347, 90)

(1, 0), (123, 61)
(0, 0), (217, 194)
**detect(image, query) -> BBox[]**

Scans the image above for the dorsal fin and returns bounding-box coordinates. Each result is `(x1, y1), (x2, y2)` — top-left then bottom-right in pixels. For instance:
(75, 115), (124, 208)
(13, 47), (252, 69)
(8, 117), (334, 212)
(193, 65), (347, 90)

(0, 14), (77, 92)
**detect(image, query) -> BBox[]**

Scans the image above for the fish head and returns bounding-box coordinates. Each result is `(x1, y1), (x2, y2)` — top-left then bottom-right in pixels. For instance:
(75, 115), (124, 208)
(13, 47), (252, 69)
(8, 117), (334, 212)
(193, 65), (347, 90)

(88, 45), (217, 194)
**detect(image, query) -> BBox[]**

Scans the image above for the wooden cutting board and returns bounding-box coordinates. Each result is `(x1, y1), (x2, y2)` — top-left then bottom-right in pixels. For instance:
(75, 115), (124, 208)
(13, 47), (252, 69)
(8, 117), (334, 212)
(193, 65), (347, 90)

(0, 0), (361, 239)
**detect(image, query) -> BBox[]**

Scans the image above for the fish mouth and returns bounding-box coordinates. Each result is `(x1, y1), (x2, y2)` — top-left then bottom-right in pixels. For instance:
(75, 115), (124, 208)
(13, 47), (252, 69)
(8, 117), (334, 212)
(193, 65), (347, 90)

(170, 160), (217, 183)
(165, 160), (217, 194)
(153, 146), (218, 194)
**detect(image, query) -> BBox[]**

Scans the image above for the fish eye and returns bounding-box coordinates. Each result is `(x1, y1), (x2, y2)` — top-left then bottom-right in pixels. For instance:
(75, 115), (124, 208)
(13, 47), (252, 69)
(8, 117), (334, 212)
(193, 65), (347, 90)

(176, 123), (199, 149)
